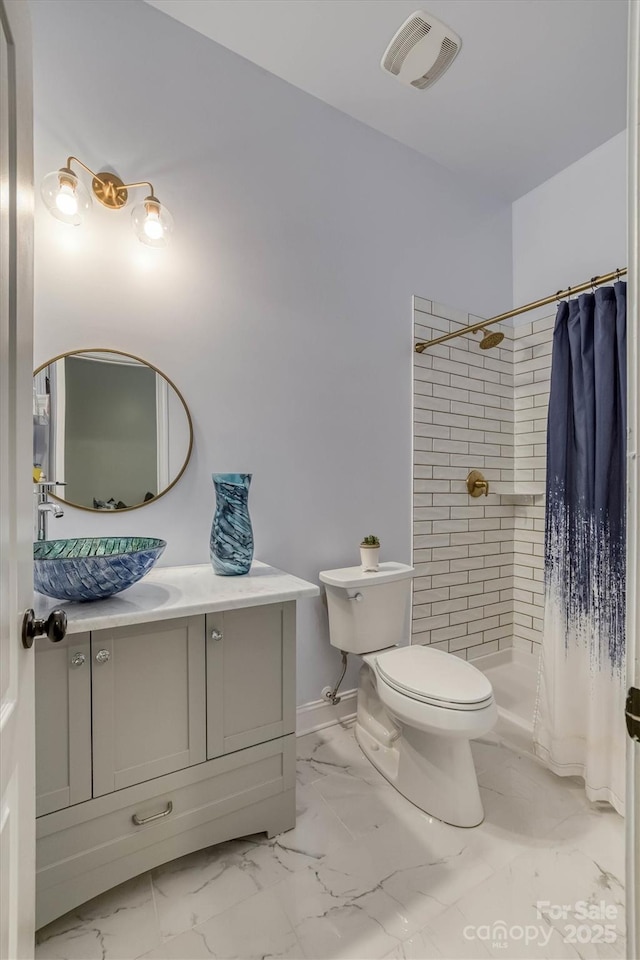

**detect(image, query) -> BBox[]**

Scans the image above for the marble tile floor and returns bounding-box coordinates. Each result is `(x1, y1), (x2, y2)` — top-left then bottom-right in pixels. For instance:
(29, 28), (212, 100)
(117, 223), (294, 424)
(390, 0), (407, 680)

(36, 722), (626, 960)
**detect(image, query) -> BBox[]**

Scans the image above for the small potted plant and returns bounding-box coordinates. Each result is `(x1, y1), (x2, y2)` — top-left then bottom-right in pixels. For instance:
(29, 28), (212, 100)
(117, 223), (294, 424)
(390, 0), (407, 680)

(360, 535), (380, 572)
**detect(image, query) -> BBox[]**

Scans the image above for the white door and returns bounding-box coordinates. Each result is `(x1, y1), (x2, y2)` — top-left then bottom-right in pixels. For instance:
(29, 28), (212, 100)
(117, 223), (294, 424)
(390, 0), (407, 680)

(0, 2), (36, 956)
(626, 3), (640, 958)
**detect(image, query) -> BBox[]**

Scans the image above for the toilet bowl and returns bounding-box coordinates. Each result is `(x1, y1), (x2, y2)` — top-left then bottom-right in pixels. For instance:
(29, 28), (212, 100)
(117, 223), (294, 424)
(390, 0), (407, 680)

(319, 562), (497, 827)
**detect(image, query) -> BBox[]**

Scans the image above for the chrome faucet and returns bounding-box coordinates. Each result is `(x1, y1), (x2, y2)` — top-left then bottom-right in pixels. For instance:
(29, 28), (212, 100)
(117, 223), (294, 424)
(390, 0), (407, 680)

(36, 481), (64, 541)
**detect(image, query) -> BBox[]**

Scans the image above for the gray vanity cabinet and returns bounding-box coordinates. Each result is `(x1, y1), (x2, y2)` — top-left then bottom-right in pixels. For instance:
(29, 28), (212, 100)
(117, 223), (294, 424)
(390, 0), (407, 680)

(91, 616), (207, 797)
(35, 632), (92, 817)
(34, 592), (304, 930)
(206, 602), (296, 758)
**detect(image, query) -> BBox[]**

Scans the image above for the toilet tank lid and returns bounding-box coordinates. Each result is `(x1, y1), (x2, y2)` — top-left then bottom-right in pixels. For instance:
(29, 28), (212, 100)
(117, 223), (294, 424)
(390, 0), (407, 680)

(319, 561), (414, 589)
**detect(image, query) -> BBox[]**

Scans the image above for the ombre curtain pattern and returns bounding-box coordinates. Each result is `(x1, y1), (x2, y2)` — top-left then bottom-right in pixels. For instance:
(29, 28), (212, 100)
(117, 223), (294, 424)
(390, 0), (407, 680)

(534, 282), (627, 814)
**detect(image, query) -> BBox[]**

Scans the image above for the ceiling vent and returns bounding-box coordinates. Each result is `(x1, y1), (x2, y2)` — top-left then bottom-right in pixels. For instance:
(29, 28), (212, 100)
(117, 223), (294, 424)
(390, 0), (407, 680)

(381, 11), (461, 90)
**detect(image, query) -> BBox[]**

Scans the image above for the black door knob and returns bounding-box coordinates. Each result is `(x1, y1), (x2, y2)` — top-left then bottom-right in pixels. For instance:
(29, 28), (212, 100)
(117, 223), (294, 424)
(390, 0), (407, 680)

(22, 608), (68, 649)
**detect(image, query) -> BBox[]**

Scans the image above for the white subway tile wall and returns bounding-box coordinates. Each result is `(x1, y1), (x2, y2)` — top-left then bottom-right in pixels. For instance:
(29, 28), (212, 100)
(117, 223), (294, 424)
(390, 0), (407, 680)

(512, 312), (554, 653)
(413, 300), (515, 658)
(413, 301), (554, 657)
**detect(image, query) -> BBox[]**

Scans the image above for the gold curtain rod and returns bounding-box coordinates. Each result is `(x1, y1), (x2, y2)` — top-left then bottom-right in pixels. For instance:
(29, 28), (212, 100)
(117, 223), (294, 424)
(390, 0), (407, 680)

(414, 267), (628, 353)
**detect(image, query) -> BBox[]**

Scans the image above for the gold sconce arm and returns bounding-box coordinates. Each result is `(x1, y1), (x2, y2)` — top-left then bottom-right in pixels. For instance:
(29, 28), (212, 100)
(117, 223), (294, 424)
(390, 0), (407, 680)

(65, 156), (155, 209)
(117, 179), (156, 196)
(66, 155), (99, 179)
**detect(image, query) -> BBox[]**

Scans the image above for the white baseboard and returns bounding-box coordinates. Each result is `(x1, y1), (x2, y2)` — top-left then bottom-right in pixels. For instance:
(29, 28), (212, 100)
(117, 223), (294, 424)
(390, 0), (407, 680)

(296, 689), (357, 737)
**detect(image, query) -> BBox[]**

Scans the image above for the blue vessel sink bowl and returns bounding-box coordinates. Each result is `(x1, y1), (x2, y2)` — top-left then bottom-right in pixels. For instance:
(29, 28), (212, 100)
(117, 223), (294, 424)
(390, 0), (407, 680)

(34, 537), (167, 601)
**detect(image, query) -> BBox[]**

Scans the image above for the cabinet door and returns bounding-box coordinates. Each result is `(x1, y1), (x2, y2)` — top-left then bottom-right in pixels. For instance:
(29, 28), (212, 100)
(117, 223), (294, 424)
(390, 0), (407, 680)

(206, 602), (295, 758)
(35, 633), (92, 817)
(91, 616), (206, 797)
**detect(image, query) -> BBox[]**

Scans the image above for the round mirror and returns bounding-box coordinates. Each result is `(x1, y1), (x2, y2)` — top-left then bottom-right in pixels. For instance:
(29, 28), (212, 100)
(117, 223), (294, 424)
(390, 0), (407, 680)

(33, 349), (193, 512)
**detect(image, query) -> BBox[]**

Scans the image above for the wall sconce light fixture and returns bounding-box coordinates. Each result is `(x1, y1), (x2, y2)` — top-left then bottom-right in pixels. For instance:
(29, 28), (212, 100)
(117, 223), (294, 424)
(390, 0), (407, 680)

(41, 156), (174, 247)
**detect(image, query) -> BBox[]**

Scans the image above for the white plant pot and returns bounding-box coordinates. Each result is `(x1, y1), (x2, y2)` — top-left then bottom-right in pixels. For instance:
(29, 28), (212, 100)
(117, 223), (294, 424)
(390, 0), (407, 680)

(360, 545), (380, 572)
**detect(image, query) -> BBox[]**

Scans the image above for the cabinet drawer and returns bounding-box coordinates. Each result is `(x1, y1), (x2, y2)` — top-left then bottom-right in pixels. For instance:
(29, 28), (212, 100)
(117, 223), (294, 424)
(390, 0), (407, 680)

(36, 735), (295, 929)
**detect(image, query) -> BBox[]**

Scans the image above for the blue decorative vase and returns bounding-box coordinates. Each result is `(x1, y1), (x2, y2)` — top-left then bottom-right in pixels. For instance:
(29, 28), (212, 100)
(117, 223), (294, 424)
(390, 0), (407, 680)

(210, 473), (254, 575)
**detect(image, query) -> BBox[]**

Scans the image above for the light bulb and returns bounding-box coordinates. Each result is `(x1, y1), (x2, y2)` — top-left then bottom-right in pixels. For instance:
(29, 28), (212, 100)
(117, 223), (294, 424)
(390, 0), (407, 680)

(143, 211), (164, 241)
(41, 168), (91, 226)
(55, 183), (79, 217)
(132, 196), (173, 247)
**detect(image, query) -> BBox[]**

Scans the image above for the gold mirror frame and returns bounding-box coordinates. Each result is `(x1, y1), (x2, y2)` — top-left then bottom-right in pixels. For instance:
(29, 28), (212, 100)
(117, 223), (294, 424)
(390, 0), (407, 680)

(34, 347), (194, 513)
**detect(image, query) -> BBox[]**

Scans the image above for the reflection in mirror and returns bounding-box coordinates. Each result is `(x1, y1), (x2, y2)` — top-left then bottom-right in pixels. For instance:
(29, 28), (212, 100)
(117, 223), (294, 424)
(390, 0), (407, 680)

(33, 349), (193, 511)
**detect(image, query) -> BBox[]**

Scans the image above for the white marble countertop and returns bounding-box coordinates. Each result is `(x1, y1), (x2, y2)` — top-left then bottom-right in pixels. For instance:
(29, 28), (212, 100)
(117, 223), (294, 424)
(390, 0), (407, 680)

(33, 561), (320, 634)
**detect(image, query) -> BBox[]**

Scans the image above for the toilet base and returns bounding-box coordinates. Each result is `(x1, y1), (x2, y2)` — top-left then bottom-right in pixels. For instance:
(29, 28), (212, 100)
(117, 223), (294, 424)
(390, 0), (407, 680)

(355, 720), (485, 827)
(355, 667), (487, 827)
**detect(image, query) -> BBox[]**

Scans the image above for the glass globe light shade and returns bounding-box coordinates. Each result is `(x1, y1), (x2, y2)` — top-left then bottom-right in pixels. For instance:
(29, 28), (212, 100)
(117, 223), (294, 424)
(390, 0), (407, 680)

(40, 169), (91, 226)
(131, 197), (174, 247)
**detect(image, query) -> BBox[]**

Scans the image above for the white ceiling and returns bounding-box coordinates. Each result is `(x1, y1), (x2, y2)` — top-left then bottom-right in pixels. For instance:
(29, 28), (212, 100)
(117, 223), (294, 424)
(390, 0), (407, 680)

(146, 0), (628, 200)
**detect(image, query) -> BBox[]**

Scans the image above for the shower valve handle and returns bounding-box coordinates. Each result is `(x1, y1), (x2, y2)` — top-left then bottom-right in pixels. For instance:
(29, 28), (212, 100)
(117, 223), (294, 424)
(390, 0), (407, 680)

(466, 470), (489, 498)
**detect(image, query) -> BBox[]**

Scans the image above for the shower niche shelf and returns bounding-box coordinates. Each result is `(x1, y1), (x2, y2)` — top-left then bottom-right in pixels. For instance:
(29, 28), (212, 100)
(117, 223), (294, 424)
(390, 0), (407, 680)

(491, 481), (545, 504)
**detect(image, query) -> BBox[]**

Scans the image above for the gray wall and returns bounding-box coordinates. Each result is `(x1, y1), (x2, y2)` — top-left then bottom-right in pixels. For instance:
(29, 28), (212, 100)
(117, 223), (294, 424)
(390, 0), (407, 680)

(512, 131), (626, 305)
(30, 0), (513, 705)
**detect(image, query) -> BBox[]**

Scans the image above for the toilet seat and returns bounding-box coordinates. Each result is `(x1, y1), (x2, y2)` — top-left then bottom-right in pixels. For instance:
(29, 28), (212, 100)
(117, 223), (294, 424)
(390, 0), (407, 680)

(373, 645), (494, 712)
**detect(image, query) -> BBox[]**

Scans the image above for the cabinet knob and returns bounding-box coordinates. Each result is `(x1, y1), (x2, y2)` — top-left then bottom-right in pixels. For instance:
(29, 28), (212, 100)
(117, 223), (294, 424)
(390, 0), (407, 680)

(70, 652), (86, 668)
(95, 649), (110, 664)
(210, 629), (223, 642)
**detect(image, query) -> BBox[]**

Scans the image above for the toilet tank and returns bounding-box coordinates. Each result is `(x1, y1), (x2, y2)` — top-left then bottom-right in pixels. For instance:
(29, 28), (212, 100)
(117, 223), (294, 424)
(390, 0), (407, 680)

(319, 562), (414, 655)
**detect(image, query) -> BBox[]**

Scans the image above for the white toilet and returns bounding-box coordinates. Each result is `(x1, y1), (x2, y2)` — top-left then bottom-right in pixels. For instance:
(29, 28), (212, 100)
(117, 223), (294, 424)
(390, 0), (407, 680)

(319, 561), (497, 827)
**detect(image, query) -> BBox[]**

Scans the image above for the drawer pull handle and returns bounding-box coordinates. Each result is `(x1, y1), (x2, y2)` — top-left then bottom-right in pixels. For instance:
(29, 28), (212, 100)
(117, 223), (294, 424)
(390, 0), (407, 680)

(211, 629), (223, 642)
(132, 801), (173, 826)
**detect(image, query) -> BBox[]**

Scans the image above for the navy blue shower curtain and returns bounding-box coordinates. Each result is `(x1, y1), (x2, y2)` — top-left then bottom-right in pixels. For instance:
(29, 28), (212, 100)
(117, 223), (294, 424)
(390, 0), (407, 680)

(545, 281), (627, 669)
(534, 282), (627, 813)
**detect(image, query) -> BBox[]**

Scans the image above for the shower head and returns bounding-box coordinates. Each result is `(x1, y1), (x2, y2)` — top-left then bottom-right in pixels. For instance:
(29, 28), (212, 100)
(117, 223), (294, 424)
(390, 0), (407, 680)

(473, 329), (504, 350)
